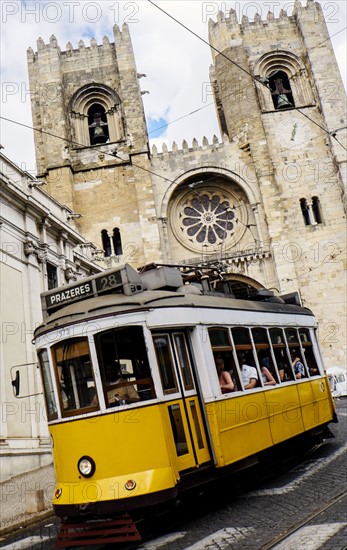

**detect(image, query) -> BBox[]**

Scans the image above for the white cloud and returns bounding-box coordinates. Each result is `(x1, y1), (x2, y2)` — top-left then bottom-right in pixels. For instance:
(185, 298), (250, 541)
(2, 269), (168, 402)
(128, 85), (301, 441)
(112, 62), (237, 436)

(0, 0), (346, 171)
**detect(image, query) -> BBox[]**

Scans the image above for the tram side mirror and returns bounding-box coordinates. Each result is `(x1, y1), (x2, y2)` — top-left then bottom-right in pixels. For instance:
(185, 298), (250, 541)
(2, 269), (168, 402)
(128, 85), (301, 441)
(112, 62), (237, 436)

(10, 363), (42, 399)
(11, 370), (20, 397)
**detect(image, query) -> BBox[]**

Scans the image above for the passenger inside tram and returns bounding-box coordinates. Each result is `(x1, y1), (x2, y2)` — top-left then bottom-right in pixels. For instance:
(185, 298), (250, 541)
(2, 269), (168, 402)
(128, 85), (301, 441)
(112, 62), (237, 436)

(259, 356), (277, 386)
(104, 362), (140, 405)
(238, 352), (258, 390)
(276, 360), (286, 382)
(215, 357), (234, 393)
(290, 350), (305, 379)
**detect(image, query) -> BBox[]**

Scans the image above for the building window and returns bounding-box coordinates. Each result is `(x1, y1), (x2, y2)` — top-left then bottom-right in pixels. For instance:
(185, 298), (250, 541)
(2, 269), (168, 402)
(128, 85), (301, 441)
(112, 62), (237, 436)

(69, 84), (123, 148)
(300, 198), (311, 226)
(269, 70), (294, 110)
(300, 197), (323, 226)
(254, 51), (314, 112)
(101, 228), (123, 257)
(88, 104), (109, 145)
(169, 183), (248, 255)
(47, 262), (58, 289)
(101, 230), (112, 257)
(112, 228), (123, 256)
(312, 196), (323, 224)
(182, 193), (235, 245)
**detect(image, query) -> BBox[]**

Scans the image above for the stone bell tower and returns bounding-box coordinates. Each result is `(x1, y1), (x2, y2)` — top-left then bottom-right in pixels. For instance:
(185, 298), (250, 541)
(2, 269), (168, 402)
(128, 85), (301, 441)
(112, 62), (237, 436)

(208, 0), (346, 362)
(27, 24), (161, 266)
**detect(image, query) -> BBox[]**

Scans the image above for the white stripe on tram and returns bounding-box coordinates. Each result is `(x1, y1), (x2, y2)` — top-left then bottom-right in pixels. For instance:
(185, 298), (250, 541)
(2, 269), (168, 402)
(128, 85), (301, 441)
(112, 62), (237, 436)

(0, 536), (49, 550)
(272, 522), (346, 549)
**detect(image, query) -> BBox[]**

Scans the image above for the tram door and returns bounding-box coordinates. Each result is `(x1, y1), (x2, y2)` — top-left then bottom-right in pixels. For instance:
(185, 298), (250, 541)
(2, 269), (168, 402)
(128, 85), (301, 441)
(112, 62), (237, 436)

(153, 332), (211, 471)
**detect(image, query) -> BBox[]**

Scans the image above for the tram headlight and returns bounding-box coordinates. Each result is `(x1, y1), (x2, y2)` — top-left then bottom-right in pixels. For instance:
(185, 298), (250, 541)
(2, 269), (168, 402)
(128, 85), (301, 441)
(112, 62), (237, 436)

(78, 456), (96, 478)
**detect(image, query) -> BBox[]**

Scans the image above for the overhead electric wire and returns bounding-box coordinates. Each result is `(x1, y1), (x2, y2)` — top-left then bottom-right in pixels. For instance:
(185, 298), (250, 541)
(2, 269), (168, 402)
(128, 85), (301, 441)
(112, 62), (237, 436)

(1, 4), (345, 207)
(0, 112), (343, 211)
(0, 115), (174, 185)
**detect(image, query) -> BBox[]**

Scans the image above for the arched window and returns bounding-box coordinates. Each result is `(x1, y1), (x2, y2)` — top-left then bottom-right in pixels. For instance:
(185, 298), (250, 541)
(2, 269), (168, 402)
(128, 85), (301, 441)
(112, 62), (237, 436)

(254, 51), (314, 112)
(88, 104), (109, 145)
(112, 228), (123, 256)
(269, 70), (294, 110)
(69, 84), (123, 147)
(101, 230), (112, 257)
(300, 198), (311, 226)
(312, 196), (323, 224)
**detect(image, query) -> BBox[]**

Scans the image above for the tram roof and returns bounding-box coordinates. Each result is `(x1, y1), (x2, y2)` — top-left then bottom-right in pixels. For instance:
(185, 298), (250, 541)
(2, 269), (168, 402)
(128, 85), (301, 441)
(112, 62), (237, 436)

(34, 289), (313, 338)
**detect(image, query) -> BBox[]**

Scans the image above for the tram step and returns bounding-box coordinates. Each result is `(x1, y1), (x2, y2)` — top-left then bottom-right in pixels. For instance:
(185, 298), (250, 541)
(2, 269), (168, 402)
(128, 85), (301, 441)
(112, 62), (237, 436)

(55, 514), (142, 547)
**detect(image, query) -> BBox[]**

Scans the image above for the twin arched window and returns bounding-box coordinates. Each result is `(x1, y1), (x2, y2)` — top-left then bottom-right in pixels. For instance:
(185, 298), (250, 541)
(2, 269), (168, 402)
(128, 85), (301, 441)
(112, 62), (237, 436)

(300, 197), (323, 226)
(101, 228), (123, 257)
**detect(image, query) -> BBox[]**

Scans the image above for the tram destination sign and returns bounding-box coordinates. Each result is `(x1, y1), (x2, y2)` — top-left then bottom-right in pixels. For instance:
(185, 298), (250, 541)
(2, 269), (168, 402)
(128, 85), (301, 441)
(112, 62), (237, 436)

(41, 264), (142, 318)
(44, 281), (94, 310)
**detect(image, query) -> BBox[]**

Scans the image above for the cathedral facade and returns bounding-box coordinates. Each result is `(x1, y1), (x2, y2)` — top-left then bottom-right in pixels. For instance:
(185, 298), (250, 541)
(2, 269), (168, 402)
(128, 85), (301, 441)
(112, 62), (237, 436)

(27, 0), (346, 367)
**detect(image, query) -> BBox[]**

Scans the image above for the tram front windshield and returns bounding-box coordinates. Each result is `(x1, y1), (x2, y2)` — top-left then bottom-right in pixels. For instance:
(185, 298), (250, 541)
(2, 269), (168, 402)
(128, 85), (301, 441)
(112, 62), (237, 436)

(51, 337), (97, 415)
(95, 326), (156, 407)
(43, 326), (156, 417)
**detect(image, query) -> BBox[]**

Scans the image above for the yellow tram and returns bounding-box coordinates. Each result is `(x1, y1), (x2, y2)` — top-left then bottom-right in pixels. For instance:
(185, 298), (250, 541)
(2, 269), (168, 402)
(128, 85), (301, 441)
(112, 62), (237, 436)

(31, 264), (336, 541)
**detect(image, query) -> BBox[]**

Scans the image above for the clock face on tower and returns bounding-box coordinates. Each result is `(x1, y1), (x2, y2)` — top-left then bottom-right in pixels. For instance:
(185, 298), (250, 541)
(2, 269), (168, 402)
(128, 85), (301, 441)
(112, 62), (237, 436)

(275, 115), (311, 149)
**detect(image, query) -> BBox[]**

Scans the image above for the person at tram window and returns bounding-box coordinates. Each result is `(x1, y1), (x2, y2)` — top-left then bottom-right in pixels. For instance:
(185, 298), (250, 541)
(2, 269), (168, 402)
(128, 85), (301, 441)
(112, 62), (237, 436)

(238, 353), (258, 390)
(260, 357), (276, 386)
(290, 350), (305, 379)
(105, 362), (140, 405)
(277, 361), (286, 382)
(307, 358), (319, 376)
(215, 357), (234, 393)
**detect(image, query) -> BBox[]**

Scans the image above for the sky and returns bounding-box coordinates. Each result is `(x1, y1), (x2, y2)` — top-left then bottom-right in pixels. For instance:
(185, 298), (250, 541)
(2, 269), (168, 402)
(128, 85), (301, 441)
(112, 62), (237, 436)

(0, 0), (346, 175)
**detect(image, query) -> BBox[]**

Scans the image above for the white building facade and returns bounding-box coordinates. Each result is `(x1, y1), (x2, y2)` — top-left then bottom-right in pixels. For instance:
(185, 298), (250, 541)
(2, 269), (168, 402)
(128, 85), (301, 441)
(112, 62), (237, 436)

(0, 150), (101, 481)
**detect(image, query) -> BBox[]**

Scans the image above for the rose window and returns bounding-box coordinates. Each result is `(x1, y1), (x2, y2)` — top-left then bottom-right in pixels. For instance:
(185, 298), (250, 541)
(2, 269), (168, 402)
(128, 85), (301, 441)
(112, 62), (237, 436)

(181, 193), (235, 245)
(170, 185), (247, 254)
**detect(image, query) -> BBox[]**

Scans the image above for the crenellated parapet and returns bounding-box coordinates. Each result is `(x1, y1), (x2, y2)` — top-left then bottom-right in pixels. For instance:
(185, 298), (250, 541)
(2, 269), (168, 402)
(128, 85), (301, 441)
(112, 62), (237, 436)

(27, 24), (132, 62)
(208, 0), (324, 60)
(151, 134), (229, 158)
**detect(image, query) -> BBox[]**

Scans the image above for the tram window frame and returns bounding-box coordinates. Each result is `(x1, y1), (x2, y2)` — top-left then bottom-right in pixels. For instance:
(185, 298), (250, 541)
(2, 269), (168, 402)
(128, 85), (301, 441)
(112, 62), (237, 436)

(231, 327), (261, 389)
(285, 328), (310, 378)
(38, 349), (58, 421)
(251, 327), (280, 385)
(208, 327), (242, 393)
(269, 328), (294, 382)
(95, 326), (156, 407)
(153, 334), (179, 395)
(173, 333), (194, 391)
(51, 337), (99, 417)
(299, 328), (320, 376)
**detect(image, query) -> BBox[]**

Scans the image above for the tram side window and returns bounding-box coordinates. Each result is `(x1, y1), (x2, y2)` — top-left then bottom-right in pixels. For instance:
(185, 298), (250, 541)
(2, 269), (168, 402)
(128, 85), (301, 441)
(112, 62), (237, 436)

(51, 338), (98, 416)
(38, 349), (58, 421)
(299, 328), (320, 376)
(230, 327), (261, 390)
(208, 328), (241, 393)
(285, 328), (309, 379)
(173, 333), (194, 390)
(269, 328), (294, 382)
(95, 326), (156, 407)
(252, 328), (278, 385)
(153, 334), (179, 394)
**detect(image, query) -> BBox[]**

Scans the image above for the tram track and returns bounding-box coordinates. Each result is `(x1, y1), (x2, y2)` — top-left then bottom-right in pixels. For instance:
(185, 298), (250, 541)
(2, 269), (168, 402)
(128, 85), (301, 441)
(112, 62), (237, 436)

(259, 488), (347, 549)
